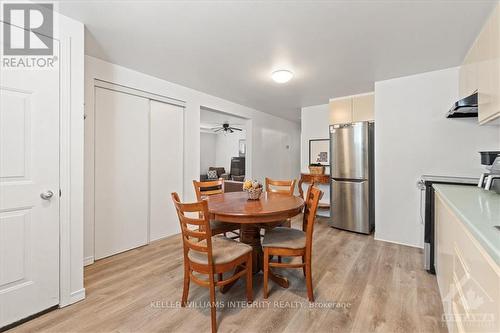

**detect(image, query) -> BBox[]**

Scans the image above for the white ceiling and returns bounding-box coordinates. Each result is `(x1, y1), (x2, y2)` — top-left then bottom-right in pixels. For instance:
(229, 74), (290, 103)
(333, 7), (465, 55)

(56, 0), (497, 121)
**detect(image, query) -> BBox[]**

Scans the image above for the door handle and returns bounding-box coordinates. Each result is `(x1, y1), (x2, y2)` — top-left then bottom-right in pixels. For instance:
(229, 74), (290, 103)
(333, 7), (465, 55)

(40, 190), (54, 200)
(332, 178), (366, 183)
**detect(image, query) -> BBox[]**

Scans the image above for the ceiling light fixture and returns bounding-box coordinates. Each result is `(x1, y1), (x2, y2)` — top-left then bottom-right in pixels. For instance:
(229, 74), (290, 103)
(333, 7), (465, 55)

(271, 69), (293, 83)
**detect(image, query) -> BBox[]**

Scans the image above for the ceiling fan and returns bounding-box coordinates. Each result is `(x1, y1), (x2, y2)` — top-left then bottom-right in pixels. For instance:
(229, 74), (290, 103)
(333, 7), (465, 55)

(211, 123), (243, 133)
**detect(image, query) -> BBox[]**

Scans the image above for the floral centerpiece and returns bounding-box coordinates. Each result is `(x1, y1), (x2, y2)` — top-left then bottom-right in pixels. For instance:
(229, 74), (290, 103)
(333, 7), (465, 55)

(243, 179), (263, 200)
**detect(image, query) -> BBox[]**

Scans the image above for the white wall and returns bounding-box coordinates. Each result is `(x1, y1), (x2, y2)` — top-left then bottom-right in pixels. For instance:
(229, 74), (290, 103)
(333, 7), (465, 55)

(215, 130), (246, 173)
(300, 104), (331, 210)
(375, 67), (499, 248)
(200, 132), (216, 175)
(300, 104), (331, 173)
(84, 56), (300, 263)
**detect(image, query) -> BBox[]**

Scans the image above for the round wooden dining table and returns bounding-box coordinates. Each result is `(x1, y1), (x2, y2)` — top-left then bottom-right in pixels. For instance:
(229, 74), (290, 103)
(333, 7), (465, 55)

(206, 191), (304, 290)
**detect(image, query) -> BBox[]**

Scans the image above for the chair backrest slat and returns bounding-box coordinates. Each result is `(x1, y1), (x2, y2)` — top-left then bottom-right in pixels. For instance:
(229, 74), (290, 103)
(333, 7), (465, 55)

(265, 177), (296, 196)
(183, 228), (209, 239)
(302, 185), (323, 253)
(200, 189), (223, 196)
(179, 215), (207, 226)
(184, 237), (209, 252)
(171, 192), (214, 266)
(193, 179), (224, 200)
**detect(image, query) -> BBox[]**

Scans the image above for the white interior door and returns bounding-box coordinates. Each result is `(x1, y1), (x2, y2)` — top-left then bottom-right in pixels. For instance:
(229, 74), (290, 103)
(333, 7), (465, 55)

(94, 87), (149, 260)
(149, 101), (183, 241)
(0, 25), (60, 326)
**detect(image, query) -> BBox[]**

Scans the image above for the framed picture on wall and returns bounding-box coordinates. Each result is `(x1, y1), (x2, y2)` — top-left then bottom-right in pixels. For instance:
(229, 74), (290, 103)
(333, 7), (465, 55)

(239, 139), (246, 157)
(309, 139), (330, 166)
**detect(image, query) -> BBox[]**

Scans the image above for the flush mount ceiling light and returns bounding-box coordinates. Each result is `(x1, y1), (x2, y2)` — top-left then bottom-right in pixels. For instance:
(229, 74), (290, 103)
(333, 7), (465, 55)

(271, 69), (293, 83)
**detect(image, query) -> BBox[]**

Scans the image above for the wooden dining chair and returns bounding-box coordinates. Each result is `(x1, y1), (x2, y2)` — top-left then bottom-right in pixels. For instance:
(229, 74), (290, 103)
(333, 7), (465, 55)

(193, 179), (240, 237)
(262, 185), (323, 301)
(265, 177), (296, 228)
(265, 177), (296, 196)
(171, 192), (253, 333)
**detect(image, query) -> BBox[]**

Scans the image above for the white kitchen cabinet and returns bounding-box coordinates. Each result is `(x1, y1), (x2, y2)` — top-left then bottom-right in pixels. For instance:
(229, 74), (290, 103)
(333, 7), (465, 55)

(329, 93), (374, 124)
(435, 193), (500, 333)
(329, 97), (352, 124)
(459, 3), (500, 125)
(476, 4), (500, 125)
(459, 41), (479, 100)
(480, 5), (500, 124)
(352, 94), (375, 122)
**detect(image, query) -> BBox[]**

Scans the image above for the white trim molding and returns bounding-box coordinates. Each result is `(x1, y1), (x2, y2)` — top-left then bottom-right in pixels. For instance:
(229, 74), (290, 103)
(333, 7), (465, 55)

(373, 236), (423, 249)
(94, 79), (186, 107)
(68, 288), (86, 306)
(83, 256), (95, 267)
(59, 33), (73, 309)
(57, 14), (86, 308)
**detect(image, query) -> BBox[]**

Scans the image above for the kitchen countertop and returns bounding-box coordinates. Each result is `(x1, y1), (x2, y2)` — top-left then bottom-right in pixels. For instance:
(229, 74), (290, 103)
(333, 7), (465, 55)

(433, 184), (500, 265)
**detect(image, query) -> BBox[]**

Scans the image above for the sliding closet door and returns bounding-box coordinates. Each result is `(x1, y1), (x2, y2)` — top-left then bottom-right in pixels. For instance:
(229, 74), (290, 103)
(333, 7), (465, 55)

(94, 87), (149, 259)
(149, 101), (184, 241)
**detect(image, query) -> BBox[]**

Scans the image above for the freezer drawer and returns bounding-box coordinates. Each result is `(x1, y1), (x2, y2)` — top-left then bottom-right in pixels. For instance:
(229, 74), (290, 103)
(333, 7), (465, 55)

(330, 179), (370, 234)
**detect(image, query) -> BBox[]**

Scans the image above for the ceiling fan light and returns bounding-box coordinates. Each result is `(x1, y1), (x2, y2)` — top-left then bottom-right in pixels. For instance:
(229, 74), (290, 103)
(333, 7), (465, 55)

(272, 70), (293, 83)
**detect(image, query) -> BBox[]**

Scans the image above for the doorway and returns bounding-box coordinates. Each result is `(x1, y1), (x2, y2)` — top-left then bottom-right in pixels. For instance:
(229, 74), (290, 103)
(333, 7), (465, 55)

(0, 24), (60, 327)
(199, 108), (250, 184)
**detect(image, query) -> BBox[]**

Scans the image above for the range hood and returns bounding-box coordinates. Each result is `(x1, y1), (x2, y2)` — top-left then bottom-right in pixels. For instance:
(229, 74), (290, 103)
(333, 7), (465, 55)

(446, 92), (478, 118)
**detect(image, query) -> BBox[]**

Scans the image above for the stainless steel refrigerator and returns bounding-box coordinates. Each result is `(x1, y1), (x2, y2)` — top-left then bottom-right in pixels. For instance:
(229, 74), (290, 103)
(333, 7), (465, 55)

(329, 121), (374, 234)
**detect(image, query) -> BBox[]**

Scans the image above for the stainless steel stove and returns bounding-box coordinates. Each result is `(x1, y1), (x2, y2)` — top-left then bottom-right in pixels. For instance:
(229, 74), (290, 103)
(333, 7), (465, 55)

(417, 175), (478, 274)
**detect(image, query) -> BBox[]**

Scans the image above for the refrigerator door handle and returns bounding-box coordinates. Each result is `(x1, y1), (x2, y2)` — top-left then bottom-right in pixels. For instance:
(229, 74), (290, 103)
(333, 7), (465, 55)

(331, 178), (366, 183)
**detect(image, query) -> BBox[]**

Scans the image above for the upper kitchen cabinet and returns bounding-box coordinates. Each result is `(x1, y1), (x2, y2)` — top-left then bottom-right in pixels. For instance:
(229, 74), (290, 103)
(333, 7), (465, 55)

(459, 3), (500, 125)
(352, 94), (375, 122)
(329, 97), (352, 124)
(459, 40), (479, 99)
(478, 4), (500, 124)
(329, 93), (374, 124)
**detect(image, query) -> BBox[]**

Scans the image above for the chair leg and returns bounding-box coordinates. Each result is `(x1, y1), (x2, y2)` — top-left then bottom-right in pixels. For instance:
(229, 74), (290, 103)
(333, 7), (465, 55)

(181, 266), (190, 307)
(209, 274), (217, 333)
(218, 273), (223, 282)
(246, 252), (253, 303)
(263, 248), (269, 299)
(277, 256), (282, 263)
(305, 255), (314, 302)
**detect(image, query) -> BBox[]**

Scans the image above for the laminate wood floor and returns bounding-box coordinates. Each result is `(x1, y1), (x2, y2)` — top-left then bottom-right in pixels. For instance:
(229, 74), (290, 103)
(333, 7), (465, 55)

(9, 216), (447, 333)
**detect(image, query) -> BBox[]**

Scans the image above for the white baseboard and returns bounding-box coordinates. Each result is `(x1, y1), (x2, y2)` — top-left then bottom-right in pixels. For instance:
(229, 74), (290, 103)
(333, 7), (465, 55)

(59, 288), (86, 307)
(149, 232), (181, 244)
(70, 288), (86, 303)
(373, 236), (423, 249)
(83, 256), (94, 266)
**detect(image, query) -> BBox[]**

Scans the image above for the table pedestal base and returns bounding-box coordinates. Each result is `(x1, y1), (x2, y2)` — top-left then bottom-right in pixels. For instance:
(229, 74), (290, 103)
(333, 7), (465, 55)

(240, 224), (263, 273)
